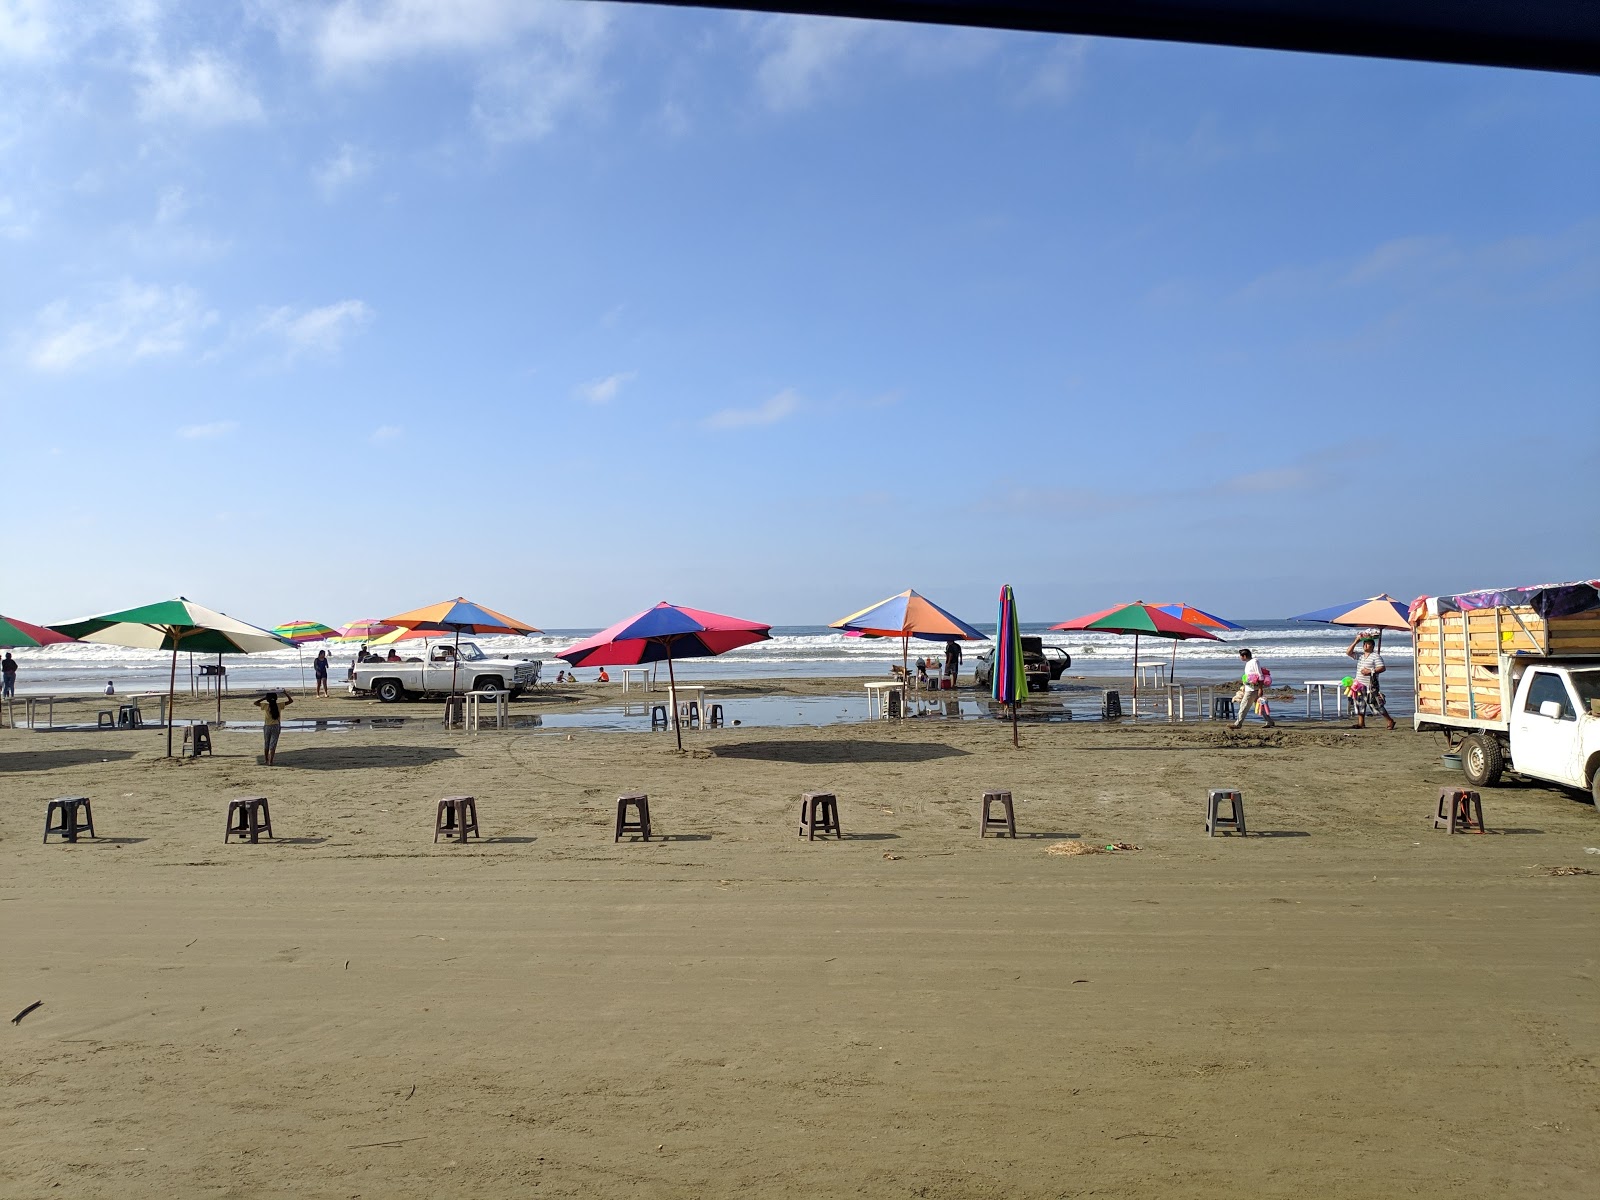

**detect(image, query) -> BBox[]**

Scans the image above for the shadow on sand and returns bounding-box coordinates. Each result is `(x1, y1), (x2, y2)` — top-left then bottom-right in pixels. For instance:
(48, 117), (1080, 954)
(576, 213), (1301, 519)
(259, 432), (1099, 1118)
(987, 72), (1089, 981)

(271, 745), (461, 771)
(712, 740), (968, 765)
(0, 748), (139, 773)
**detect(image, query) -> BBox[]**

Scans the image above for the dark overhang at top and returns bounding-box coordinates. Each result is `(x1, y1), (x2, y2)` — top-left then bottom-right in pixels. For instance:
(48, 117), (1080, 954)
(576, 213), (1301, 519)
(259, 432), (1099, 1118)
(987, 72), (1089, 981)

(622, 1), (1600, 76)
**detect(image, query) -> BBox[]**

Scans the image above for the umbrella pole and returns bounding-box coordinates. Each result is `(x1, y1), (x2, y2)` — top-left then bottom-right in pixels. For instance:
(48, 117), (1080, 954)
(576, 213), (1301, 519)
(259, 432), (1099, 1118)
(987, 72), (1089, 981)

(167, 638), (179, 758)
(1170, 639), (1178, 685)
(216, 652), (223, 725)
(1012, 702), (1019, 748)
(903, 635), (909, 716)
(1132, 634), (1140, 718)
(666, 647), (682, 751)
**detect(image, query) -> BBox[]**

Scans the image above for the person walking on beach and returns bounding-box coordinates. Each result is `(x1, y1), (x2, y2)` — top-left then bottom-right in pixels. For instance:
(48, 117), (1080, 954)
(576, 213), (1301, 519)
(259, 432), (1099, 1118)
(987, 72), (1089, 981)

(313, 650), (330, 697)
(255, 690), (293, 766)
(943, 639), (962, 688)
(1231, 648), (1276, 729)
(1346, 634), (1395, 730)
(1, 652), (16, 698)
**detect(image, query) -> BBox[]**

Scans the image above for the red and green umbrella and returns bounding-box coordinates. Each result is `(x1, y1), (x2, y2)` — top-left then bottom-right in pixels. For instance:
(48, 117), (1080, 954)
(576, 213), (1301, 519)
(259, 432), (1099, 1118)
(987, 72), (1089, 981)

(1051, 601), (1221, 716)
(1, 614), (76, 648)
(992, 584), (1029, 747)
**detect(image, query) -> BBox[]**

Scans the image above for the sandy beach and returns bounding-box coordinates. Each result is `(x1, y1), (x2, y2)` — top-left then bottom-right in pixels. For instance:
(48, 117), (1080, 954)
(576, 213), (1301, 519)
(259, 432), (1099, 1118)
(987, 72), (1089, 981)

(4, 682), (1598, 1198)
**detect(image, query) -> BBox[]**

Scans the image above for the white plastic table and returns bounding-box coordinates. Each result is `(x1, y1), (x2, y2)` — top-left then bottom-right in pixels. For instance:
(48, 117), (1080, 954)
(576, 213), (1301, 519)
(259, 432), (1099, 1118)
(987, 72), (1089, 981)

(23, 696), (56, 729)
(1136, 663), (1168, 690)
(664, 686), (706, 728)
(1305, 680), (1345, 719)
(864, 681), (906, 719)
(621, 668), (652, 693)
(464, 689), (509, 732)
(1166, 683), (1216, 722)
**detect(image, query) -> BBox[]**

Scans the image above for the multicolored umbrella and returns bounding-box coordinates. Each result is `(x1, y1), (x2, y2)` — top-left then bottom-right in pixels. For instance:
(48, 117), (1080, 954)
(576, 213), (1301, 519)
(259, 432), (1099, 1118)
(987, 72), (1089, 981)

(1153, 602), (1241, 681)
(991, 584), (1029, 747)
(1290, 594), (1410, 631)
(53, 597), (291, 755)
(1051, 601), (1221, 716)
(558, 602), (772, 750)
(0, 614), (76, 648)
(335, 618), (398, 643)
(830, 588), (987, 687)
(273, 620), (339, 644)
(382, 597), (541, 699)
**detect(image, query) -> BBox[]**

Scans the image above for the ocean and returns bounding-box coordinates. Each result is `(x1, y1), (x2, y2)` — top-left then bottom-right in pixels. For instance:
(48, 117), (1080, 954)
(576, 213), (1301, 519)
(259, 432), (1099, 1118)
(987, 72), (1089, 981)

(7, 620), (1412, 712)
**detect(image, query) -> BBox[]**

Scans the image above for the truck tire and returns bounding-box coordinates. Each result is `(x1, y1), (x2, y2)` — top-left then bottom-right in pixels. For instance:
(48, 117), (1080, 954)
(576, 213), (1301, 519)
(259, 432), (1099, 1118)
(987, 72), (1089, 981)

(375, 679), (407, 704)
(1462, 733), (1505, 787)
(1590, 761), (1600, 808)
(472, 676), (504, 695)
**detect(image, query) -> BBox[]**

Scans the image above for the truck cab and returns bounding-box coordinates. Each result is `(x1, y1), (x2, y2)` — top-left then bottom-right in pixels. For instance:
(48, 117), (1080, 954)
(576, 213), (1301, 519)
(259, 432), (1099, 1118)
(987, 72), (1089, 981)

(1503, 664), (1600, 796)
(351, 641), (540, 702)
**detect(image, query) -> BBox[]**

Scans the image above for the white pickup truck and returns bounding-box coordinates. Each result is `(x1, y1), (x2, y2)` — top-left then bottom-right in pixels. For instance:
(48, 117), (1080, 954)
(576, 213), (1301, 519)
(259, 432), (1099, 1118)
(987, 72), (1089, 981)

(350, 642), (540, 702)
(1412, 582), (1600, 802)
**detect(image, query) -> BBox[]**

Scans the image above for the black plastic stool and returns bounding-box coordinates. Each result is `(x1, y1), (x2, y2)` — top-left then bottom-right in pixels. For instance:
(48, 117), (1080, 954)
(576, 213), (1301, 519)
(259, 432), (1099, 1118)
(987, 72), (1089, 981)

(1212, 696), (1236, 720)
(1206, 788), (1246, 836)
(684, 701), (700, 727)
(980, 790), (1017, 838)
(434, 795), (480, 843)
(183, 723), (212, 757)
(44, 796), (95, 843)
(708, 704), (725, 727)
(798, 791), (842, 840)
(117, 703), (143, 729)
(225, 796), (273, 844)
(615, 793), (652, 842)
(97, 710), (116, 729)
(650, 704), (669, 729)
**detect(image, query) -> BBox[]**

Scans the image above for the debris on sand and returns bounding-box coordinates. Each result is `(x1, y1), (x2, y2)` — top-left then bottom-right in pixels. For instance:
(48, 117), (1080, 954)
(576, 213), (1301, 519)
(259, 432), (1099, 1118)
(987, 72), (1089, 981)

(1543, 866), (1593, 877)
(1046, 841), (1101, 856)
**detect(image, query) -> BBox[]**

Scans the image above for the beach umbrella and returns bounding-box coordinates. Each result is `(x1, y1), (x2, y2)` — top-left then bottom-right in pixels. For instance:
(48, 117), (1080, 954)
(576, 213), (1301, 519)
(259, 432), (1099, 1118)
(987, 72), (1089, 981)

(335, 617), (398, 643)
(1153, 602), (1242, 681)
(368, 625), (439, 646)
(1291, 593), (1411, 652)
(1051, 601), (1221, 717)
(52, 597), (291, 756)
(381, 597), (540, 700)
(273, 621), (339, 687)
(0, 614), (76, 648)
(992, 585), (1029, 747)
(829, 589), (988, 689)
(557, 602), (772, 750)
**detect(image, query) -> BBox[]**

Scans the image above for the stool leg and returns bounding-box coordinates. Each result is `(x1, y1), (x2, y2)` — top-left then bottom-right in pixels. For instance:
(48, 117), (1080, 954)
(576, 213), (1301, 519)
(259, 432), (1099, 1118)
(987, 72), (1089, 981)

(1232, 796), (1245, 836)
(1004, 796), (1016, 838)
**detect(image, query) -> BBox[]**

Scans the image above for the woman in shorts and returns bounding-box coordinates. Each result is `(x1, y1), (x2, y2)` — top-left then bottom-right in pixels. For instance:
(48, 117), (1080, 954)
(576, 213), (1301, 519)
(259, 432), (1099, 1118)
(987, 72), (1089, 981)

(255, 690), (293, 765)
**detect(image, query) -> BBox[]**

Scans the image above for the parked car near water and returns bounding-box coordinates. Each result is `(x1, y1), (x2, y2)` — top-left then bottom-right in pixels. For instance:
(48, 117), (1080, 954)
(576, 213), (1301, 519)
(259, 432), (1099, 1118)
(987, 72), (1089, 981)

(972, 637), (1072, 692)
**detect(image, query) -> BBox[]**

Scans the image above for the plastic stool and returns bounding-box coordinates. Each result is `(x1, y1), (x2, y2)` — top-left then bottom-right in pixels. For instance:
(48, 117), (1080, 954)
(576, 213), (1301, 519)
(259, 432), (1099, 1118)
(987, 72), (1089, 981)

(980, 790), (1016, 838)
(615, 793), (652, 842)
(684, 701), (700, 727)
(183, 724), (212, 757)
(708, 704), (725, 727)
(44, 796), (95, 843)
(1434, 787), (1485, 834)
(798, 791), (842, 840)
(1206, 788), (1246, 836)
(434, 796), (480, 843)
(650, 704), (669, 729)
(97, 710), (116, 729)
(117, 703), (143, 729)
(1212, 696), (1236, 720)
(1102, 690), (1123, 719)
(225, 796), (273, 844)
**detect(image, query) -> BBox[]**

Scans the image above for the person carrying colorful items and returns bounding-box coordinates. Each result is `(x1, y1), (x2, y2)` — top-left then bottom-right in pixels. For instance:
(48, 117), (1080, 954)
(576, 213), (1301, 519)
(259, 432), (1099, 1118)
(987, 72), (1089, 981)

(1230, 648), (1276, 729)
(1345, 633), (1395, 730)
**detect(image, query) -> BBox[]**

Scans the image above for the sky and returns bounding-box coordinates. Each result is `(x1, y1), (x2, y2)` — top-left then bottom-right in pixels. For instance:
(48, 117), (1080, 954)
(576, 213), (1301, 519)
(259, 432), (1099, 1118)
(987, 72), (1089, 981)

(2, 0), (1597, 632)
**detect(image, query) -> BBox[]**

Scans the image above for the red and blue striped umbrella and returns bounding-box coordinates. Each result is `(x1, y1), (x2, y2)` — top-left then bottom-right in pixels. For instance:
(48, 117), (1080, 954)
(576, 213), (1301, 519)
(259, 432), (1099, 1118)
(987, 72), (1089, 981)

(830, 588), (987, 684)
(558, 602), (772, 750)
(992, 584), (1029, 746)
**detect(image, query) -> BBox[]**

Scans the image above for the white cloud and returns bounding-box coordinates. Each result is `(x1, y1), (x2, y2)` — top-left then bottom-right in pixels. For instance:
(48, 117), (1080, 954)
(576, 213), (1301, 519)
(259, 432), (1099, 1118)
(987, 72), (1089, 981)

(0, 0), (52, 60)
(704, 388), (801, 431)
(1013, 37), (1088, 105)
(137, 50), (264, 126)
(257, 299), (373, 358)
(301, 0), (606, 71)
(178, 420), (238, 440)
(751, 15), (871, 112)
(576, 370), (636, 405)
(314, 143), (373, 198)
(19, 280), (217, 371)
(370, 424), (402, 442)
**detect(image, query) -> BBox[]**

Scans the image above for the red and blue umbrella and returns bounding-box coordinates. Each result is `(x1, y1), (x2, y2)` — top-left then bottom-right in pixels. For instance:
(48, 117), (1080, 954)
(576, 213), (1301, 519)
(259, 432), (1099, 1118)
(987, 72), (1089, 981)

(992, 584), (1029, 747)
(383, 597), (541, 699)
(558, 602), (772, 750)
(1153, 602), (1241, 681)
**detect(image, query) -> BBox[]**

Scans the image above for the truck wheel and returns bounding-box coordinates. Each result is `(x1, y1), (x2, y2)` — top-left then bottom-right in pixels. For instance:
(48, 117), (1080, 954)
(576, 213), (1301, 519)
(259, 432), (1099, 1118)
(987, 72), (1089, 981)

(1591, 763), (1600, 809)
(375, 679), (406, 704)
(1462, 733), (1505, 787)
(473, 677), (504, 695)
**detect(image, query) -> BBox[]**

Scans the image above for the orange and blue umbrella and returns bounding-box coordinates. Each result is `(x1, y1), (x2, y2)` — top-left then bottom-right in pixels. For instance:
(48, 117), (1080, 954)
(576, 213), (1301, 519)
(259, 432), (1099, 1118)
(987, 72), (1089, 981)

(830, 588), (987, 684)
(383, 597), (541, 699)
(1052, 601), (1220, 716)
(1291, 594), (1410, 631)
(992, 584), (1029, 746)
(558, 602), (772, 750)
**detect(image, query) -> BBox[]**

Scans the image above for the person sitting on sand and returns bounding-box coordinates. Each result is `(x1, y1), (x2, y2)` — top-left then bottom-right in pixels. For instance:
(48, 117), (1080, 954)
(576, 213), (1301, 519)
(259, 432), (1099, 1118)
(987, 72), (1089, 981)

(1345, 634), (1395, 730)
(104, 680), (116, 695)
(597, 668), (610, 683)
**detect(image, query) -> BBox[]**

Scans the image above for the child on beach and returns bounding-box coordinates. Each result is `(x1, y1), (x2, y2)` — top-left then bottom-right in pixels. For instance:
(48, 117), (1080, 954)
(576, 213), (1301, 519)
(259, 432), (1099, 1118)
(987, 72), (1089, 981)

(104, 680), (116, 695)
(597, 668), (610, 683)
(1231, 648), (1276, 729)
(254, 690), (293, 766)
(313, 650), (330, 697)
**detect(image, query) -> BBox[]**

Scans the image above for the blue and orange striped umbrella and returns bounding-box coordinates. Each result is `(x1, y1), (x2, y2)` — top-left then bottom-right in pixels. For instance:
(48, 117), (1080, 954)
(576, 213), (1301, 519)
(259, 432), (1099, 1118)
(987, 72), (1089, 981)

(830, 588), (987, 685)
(992, 584), (1029, 746)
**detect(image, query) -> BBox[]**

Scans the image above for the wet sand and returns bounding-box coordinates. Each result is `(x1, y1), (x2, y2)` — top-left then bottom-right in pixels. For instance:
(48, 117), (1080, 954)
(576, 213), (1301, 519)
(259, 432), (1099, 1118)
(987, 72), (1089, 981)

(3, 684), (1598, 1198)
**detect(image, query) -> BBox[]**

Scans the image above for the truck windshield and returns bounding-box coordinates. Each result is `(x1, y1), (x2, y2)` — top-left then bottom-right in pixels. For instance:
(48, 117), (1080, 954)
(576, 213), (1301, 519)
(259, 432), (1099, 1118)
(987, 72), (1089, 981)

(457, 643), (485, 662)
(1570, 671), (1600, 718)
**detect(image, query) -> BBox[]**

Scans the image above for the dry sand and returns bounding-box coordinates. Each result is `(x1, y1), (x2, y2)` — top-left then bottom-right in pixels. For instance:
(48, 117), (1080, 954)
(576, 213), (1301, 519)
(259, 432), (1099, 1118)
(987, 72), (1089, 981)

(4, 683), (1599, 1198)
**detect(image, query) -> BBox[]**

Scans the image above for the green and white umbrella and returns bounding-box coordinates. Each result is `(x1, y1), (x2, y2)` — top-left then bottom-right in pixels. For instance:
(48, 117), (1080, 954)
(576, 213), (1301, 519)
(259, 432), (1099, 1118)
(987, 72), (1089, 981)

(54, 597), (291, 756)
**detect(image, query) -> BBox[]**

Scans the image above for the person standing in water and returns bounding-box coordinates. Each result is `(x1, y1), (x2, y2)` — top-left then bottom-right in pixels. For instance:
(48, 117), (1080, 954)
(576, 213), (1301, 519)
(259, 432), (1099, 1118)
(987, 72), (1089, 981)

(255, 690), (293, 765)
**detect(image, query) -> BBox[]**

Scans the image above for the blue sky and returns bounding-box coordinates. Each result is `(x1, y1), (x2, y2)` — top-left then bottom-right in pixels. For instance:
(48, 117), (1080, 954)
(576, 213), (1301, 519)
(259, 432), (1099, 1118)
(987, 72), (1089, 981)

(2, 1), (1596, 631)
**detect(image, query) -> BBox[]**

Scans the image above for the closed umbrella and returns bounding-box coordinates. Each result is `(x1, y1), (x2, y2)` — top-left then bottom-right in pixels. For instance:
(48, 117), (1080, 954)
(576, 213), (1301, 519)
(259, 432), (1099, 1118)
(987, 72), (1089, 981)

(829, 589), (987, 697)
(381, 597), (540, 702)
(53, 597), (291, 756)
(1051, 601), (1221, 717)
(558, 602), (772, 751)
(992, 584), (1029, 747)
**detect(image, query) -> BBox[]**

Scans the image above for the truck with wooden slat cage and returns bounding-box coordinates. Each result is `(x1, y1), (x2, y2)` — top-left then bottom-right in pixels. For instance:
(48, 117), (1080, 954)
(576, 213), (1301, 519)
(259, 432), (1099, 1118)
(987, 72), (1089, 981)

(1411, 581), (1600, 802)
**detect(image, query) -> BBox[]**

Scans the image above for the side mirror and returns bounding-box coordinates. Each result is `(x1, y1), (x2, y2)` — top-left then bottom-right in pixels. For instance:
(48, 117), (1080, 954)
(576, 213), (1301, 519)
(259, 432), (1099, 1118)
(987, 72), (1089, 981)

(1538, 700), (1564, 720)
